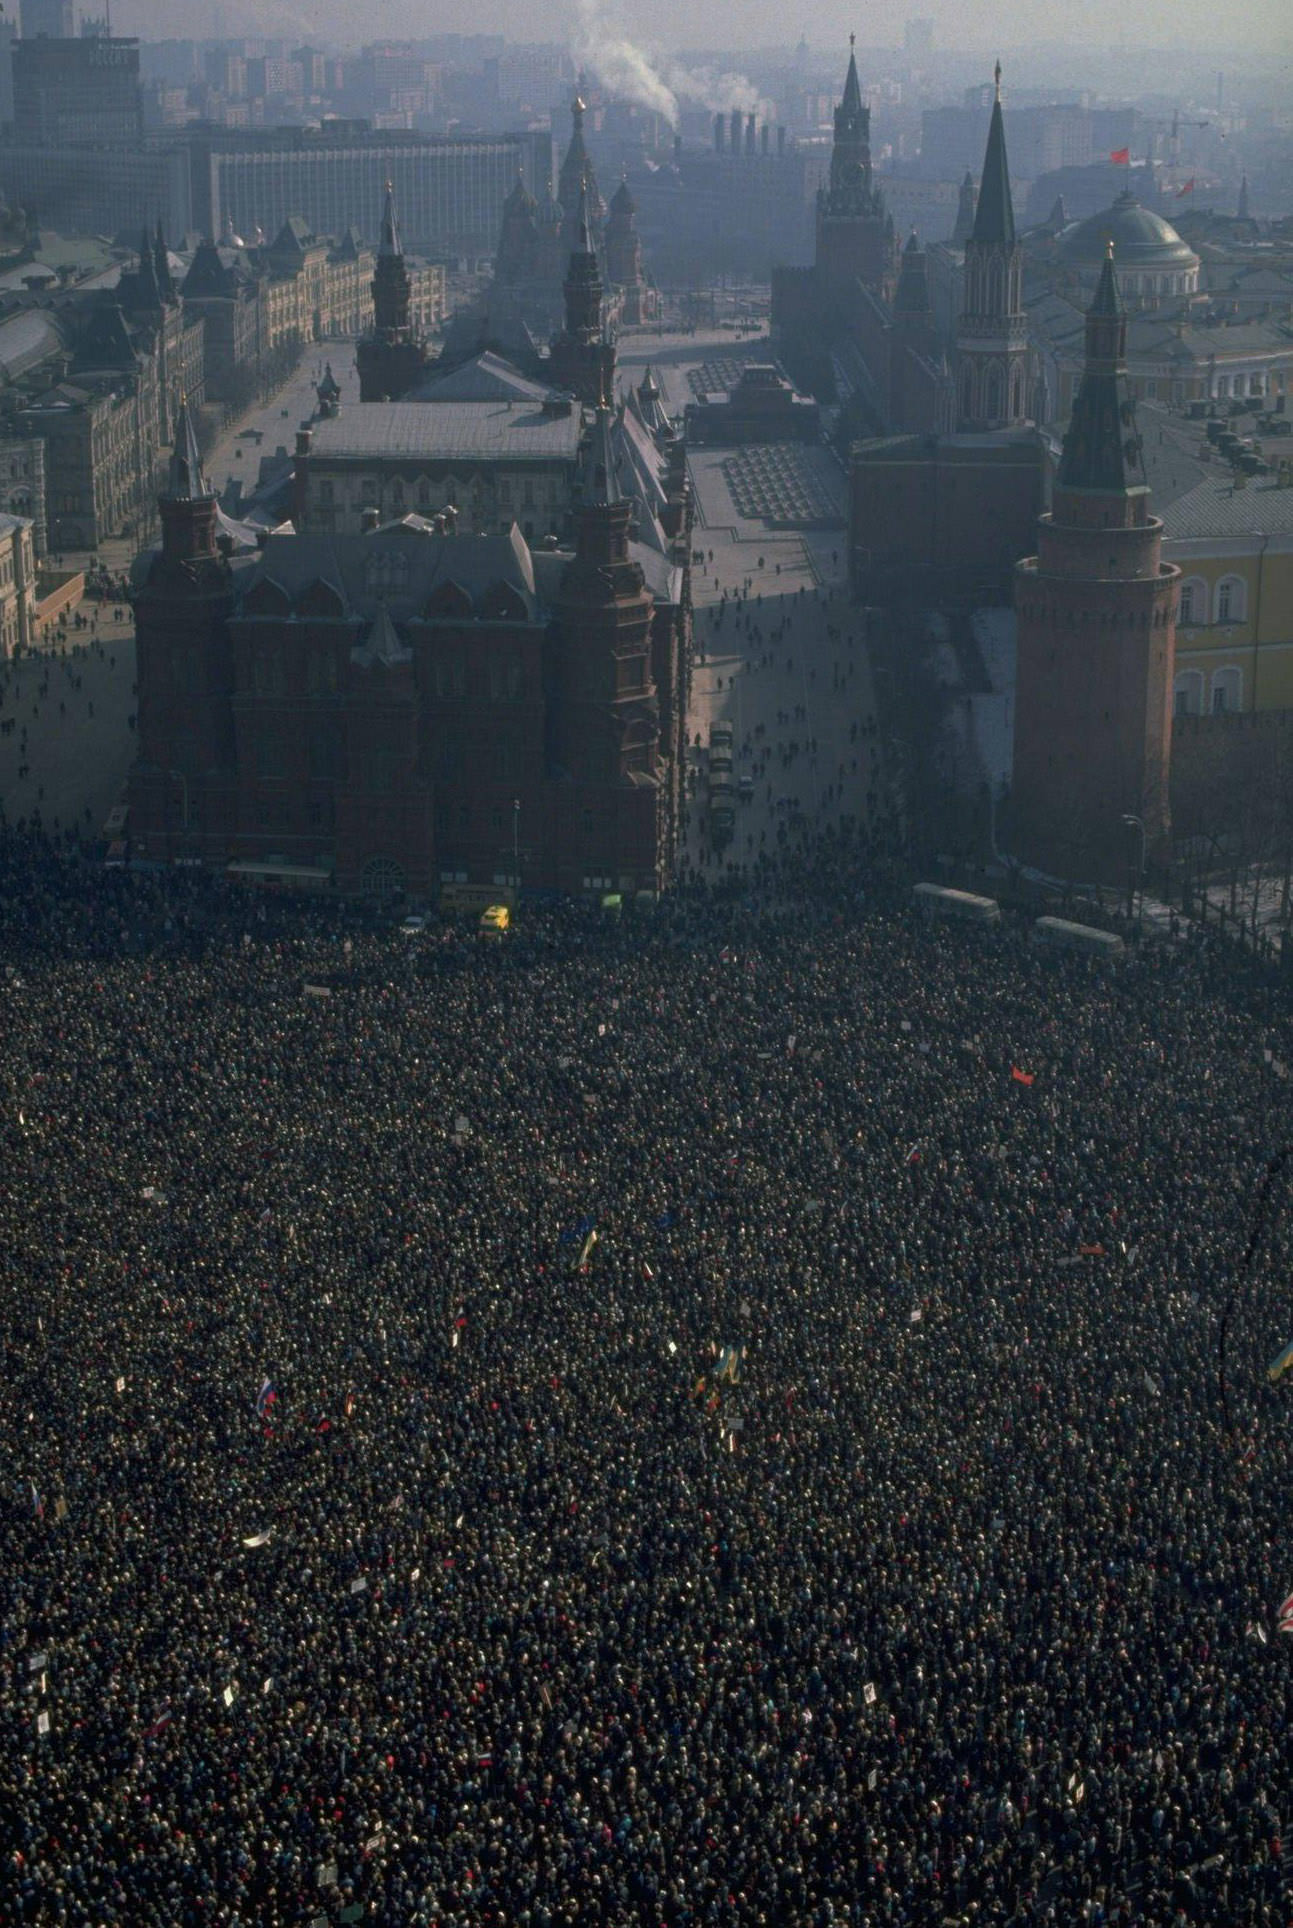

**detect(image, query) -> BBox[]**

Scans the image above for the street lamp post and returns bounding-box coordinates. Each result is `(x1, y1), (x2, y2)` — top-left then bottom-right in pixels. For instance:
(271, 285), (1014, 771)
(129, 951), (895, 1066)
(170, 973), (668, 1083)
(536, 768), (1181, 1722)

(512, 797), (521, 891)
(1121, 813), (1146, 931)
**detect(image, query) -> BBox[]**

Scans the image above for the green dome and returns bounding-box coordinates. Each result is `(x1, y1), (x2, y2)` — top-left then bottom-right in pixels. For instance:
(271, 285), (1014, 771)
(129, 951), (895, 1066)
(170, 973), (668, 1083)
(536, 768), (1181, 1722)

(1055, 190), (1198, 272)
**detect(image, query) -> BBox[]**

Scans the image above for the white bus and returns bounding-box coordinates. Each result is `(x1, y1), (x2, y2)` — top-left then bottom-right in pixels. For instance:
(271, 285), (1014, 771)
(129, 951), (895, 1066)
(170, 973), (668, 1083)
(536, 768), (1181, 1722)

(1032, 916), (1125, 961)
(912, 883), (1001, 926)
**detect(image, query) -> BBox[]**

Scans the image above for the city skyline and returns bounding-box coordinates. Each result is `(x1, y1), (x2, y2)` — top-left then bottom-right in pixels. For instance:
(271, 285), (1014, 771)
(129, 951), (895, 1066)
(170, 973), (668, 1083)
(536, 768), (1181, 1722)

(102, 0), (1293, 60)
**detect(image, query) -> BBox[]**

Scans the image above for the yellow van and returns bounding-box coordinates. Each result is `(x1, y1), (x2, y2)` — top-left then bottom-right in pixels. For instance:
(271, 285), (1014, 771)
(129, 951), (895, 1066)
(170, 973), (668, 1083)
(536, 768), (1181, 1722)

(479, 904), (511, 939)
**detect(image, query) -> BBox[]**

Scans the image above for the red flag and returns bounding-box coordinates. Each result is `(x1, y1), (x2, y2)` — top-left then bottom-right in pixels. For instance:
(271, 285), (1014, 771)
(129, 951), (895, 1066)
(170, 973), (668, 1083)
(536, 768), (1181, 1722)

(1109, 147), (1130, 164)
(1011, 1067), (1035, 1086)
(1079, 1242), (1106, 1257)
(1176, 178), (1195, 196)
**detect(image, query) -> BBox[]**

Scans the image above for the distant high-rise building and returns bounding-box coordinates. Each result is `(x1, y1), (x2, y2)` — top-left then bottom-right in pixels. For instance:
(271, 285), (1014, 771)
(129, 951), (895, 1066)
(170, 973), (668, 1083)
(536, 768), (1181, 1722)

(12, 34), (141, 146)
(903, 19), (934, 59)
(19, 0), (74, 39)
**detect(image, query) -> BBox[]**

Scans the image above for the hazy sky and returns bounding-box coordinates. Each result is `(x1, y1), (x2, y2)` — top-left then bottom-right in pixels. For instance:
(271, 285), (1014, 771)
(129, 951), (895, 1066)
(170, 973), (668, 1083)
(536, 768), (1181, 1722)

(114, 0), (1293, 60)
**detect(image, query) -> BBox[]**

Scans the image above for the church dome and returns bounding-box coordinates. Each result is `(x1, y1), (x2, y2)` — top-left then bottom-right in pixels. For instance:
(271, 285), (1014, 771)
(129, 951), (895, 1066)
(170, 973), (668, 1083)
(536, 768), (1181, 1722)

(1054, 189), (1198, 303)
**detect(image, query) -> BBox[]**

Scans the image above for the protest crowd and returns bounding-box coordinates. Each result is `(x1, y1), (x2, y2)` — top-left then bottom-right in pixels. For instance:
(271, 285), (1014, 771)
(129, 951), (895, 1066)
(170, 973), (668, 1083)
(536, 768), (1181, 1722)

(0, 820), (1290, 1928)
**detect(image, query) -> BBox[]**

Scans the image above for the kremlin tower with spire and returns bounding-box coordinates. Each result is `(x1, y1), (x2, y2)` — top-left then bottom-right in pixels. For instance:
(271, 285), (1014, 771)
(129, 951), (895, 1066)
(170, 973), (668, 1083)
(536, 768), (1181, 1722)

(955, 63), (1029, 431)
(356, 184), (431, 402)
(1010, 245), (1178, 881)
(129, 400), (237, 856)
(548, 181), (616, 409)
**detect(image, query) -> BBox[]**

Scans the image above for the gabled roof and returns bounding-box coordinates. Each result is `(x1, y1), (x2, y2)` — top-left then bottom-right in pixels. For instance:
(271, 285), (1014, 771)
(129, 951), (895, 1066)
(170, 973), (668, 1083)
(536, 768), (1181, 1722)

(405, 349), (563, 406)
(241, 524), (541, 623)
(269, 215), (313, 256)
(71, 303), (138, 373)
(351, 601), (412, 669)
(182, 239), (237, 298)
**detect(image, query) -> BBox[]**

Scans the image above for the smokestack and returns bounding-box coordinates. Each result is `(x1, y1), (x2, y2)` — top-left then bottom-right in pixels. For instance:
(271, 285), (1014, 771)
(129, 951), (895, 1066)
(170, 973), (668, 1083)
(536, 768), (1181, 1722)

(777, 125), (786, 157)
(761, 122), (769, 155)
(730, 108), (741, 153)
(745, 111), (756, 155)
(714, 112), (724, 152)
(674, 133), (682, 163)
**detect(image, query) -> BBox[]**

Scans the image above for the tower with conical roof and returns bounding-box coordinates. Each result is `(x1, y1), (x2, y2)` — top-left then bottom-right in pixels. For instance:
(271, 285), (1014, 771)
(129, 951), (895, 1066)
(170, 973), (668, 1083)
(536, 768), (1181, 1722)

(130, 398), (237, 858)
(1011, 246), (1178, 881)
(814, 36), (895, 299)
(558, 93), (605, 263)
(955, 65), (1029, 431)
(357, 183), (430, 402)
(605, 175), (649, 323)
(548, 182), (616, 407)
(495, 168), (541, 287)
(889, 231), (946, 430)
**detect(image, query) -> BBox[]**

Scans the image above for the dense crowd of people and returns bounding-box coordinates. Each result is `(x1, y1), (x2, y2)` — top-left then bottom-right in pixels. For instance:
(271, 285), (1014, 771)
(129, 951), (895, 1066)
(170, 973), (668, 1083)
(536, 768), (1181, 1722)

(1, 823), (1290, 1928)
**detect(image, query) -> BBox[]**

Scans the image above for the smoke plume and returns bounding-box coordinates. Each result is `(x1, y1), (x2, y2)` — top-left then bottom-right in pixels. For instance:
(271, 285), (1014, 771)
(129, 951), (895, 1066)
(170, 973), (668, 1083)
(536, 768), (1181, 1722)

(572, 0), (772, 126)
(572, 0), (678, 122)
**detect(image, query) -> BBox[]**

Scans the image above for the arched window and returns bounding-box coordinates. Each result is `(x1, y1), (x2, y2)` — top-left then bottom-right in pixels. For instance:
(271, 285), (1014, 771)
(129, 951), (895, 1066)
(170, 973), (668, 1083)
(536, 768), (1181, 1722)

(1173, 669), (1204, 717)
(1176, 576), (1208, 626)
(1211, 665), (1242, 714)
(1215, 575), (1246, 624)
(984, 368), (1002, 422)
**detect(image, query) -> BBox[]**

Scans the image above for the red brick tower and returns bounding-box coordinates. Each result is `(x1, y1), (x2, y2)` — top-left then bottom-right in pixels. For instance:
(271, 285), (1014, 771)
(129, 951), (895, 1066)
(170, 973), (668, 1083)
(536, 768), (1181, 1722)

(356, 184), (430, 402)
(548, 181), (616, 408)
(550, 407), (664, 892)
(815, 36), (896, 301)
(130, 399), (237, 857)
(1012, 246), (1178, 882)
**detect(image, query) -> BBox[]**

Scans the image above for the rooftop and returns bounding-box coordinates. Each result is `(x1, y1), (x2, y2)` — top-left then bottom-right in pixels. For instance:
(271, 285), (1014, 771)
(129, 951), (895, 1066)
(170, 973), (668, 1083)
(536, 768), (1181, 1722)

(242, 523), (540, 621)
(1160, 473), (1293, 540)
(1055, 191), (1199, 271)
(406, 350), (566, 407)
(306, 402), (583, 465)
